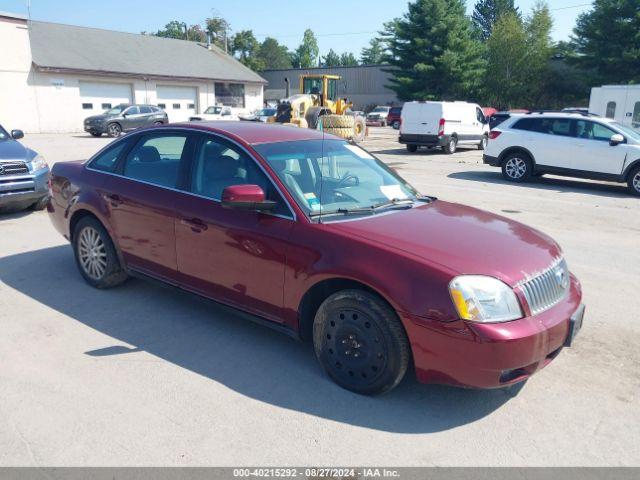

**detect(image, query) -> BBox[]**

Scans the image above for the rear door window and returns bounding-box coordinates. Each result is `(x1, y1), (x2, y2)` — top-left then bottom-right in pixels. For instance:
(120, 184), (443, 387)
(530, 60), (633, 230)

(89, 142), (127, 173)
(123, 135), (188, 188)
(140, 106), (152, 114)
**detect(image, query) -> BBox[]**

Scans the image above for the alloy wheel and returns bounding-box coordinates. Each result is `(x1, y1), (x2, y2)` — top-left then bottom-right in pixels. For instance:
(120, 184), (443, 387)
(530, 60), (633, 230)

(322, 308), (388, 388)
(505, 157), (527, 179)
(633, 171), (640, 193)
(77, 226), (107, 280)
(108, 124), (121, 136)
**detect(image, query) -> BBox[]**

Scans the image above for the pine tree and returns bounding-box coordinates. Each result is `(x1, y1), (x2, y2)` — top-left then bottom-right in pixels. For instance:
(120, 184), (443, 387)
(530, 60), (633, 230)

(258, 38), (292, 70)
(339, 52), (359, 66)
(472, 0), (520, 41)
(573, 0), (640, 83)
(360, 38), (387, 65)
(322, 49), (341, 67)
(291, 29), (320, 68)
(382, 0), (485, 101)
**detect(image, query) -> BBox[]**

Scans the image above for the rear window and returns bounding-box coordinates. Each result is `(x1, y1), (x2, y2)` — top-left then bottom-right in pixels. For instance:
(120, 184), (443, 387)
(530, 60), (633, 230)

(390, 107), (402, 115)
(89, 142), (127, 172)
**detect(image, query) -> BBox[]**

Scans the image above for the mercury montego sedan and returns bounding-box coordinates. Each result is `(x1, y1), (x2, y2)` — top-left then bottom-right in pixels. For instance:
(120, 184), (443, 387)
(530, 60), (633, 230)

(47, 122), (584, 395)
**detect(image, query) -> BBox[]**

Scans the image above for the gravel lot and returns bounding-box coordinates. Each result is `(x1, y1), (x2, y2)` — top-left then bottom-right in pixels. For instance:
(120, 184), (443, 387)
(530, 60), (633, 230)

(1, 127), (638, 466)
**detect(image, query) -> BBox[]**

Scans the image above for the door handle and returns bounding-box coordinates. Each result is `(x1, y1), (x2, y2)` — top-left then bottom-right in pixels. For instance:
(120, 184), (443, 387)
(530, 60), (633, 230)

(105, 194), (123, 207)
(181, 217), (208, 232)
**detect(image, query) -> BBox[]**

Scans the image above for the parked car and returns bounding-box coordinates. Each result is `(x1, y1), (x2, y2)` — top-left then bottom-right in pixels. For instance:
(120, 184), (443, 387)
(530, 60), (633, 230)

(84, 104), (168, 138)
(366, 106), (391, 126)
(0, 124), (49, 212)
(400, 101), (489, 153)
(387, 106), (403, 129)
(189, 106), (236, 122)
(238, 108), (277, 123)
(484, 112), (640, 195)
(48, 122), (584, 395)
(489, 111), (512, 130)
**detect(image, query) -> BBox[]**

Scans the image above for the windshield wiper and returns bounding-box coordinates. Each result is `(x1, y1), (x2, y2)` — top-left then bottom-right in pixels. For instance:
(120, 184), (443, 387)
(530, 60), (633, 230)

(309, 198), (415, 218)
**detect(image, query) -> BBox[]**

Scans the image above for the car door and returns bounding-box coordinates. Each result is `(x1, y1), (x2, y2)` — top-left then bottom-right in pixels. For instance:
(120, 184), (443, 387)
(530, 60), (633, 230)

(173, 133), (295, 322)
(139, 106), (156, 126)
(102, 132), (193, 281)
(517, 117), (575, 169)
(573, 120), (628, 175)
(122, 106), (144, 130)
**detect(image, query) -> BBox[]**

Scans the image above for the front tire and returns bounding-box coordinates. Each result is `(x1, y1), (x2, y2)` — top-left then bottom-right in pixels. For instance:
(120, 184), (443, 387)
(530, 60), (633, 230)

(313, 290), (410, 395)
(107, 123), (122, 137)
(628, 166), (640, 196)
(392, 120), (400, 130)
(73, 217), (128, 289)
(501, 153), (533, 183)
(406, 144), (418, 153)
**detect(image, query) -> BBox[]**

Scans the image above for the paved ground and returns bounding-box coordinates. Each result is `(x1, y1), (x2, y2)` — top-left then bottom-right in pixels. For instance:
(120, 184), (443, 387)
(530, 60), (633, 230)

(1, 128), (638, 466)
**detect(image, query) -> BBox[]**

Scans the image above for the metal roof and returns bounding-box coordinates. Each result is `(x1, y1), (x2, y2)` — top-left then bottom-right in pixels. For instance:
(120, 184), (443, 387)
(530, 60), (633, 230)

(28, 20), (266, 84)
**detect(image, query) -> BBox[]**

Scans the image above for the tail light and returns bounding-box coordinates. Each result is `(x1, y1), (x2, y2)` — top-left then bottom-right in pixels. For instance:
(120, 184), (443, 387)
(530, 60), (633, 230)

(489, 130), (502, 140)
(438, 118), (445, 137)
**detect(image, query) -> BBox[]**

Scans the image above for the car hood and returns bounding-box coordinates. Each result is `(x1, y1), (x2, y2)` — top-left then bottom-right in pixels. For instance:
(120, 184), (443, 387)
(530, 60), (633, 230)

(85, 114), (114, 122)
(328, 200), (562, 287)
(0, 139), (36, 161)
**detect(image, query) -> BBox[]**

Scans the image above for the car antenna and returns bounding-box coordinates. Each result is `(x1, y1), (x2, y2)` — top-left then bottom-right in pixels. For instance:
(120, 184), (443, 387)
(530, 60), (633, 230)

(318, 118), (325, 223)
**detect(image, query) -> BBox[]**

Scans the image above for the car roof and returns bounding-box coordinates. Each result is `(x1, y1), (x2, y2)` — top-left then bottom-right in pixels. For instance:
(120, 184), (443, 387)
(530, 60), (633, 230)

(171, 121), (331, 145)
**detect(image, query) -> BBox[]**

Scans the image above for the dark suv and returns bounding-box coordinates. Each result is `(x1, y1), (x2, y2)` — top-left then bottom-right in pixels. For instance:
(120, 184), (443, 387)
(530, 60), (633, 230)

(84, 104), (168, 138)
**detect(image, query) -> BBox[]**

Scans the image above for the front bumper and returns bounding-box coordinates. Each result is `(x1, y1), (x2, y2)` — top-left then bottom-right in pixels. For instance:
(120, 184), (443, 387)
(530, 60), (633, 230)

(399, 133), (450, 147)
(0, 167), (49, 207)
(84, 123), (106, 134)
(401, 275), (583, 388)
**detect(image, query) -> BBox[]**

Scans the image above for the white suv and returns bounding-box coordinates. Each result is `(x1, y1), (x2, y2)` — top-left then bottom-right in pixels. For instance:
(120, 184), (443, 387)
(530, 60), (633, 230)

(484, 112), (640, 196)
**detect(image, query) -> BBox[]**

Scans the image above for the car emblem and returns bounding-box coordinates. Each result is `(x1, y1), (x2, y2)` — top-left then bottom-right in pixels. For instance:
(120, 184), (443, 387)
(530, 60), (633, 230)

(554, 266), (569, 289)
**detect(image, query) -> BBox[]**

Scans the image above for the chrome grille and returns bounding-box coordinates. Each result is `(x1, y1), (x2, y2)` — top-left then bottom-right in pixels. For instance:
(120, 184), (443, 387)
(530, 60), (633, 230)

(0, 161), (29, 176)
(519, 258), (570, 315)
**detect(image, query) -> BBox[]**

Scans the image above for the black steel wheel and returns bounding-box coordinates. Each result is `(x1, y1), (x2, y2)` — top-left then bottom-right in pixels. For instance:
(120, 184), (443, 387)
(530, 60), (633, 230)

(313, 289), (410, 395)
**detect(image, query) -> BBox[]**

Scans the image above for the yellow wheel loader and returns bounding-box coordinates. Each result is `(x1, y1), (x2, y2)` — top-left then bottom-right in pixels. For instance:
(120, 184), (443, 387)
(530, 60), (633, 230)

(270, 74), (366, 143)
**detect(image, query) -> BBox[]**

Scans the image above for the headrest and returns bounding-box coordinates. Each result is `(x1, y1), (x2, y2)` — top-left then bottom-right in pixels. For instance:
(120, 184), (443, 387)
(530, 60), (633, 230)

(139, 146), (161, 163)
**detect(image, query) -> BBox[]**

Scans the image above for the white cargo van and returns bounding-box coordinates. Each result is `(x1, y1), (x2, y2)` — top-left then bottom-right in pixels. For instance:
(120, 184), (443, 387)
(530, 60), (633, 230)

(589, 85), (640, 129)
(399, 101), (490, 154)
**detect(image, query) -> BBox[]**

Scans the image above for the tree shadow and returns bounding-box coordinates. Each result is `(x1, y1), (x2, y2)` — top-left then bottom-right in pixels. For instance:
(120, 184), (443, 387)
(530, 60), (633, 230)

(0, 245), (523, 433)
(448, 171), (633, 199)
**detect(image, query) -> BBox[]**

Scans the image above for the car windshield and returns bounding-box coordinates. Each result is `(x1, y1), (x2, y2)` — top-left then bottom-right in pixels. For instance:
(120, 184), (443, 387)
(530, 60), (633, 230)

(372, 107), (389, 113)
(253, 139), (421, 219)
(258, 108), (276, 116)
(205, 106), (223, 114)
(612, 122), (640, 141)
(105, 105), (127, 115)
(0, 125), (8, 141)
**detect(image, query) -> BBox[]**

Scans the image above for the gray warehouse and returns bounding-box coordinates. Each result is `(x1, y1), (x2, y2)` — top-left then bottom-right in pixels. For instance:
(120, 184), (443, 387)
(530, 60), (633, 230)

(261, 65), (399, 111)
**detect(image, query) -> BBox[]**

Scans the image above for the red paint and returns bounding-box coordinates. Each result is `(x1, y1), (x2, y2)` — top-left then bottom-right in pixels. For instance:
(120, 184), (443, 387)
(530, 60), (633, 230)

(47, 123), (583, 388)
(221, 184), (265, 204)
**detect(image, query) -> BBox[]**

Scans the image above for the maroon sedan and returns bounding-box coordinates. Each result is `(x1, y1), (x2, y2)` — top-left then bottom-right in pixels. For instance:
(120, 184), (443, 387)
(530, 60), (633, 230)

(47, 122), (584, 395)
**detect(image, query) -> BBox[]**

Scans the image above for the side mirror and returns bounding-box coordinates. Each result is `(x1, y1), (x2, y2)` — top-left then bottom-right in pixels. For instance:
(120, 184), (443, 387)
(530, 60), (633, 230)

(610, 133), (625, 146)
(221, 184), (276, 211)
(11, 129), (24, 140)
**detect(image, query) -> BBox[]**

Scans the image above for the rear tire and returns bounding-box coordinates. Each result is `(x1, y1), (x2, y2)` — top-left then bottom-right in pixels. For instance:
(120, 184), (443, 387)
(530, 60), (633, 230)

(628, 166), (640, 196)
(320, 114), (355, 129)
(501, 152), (533, 183)
(444, 136), (457, 154)
(73, 217), (128, 289)
(479, 135), (488, 151)
(313, 289), (410, 395)
(406, 144), (418, 153)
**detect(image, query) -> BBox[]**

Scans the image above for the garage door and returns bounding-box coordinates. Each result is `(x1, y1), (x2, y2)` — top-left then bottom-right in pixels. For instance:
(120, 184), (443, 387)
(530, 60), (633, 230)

(79, 82), (133, 113)
(156, 85), (197, 122)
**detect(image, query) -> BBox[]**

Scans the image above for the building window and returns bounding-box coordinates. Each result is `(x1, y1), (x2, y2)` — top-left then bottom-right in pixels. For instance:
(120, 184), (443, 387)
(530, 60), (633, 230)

(101, 103), (112, 110)
(173, 103), (181, 109)
(215, 82), (245, 108)
(633, 102), (640, 128)
(187, 103), (195, 110)
(606, 101), (616, 119)
(82, 103), (93, 110)
(158, 103), (167, 109)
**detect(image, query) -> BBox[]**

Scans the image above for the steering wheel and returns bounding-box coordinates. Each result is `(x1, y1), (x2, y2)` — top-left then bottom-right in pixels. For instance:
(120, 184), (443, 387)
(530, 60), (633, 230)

(336, 173), (360, 189)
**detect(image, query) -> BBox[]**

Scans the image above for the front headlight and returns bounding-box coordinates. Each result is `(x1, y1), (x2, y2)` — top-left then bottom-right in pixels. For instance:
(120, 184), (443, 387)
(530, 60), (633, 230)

(30, 155), (48, 172)
(449, 275), (523, 323)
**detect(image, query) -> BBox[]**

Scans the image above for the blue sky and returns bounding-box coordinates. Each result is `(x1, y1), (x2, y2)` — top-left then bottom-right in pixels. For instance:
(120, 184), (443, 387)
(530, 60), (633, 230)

(2, 0), (592, 57)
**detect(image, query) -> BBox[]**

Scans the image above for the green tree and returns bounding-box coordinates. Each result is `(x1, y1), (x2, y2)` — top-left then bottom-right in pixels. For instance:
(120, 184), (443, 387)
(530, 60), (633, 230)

(472, 0), (520, 41)
(484, 12), (528, 108)
(291, 29), (320, 68)
(340, 52), (359, 66)
(322, 49), (341, 67)
(382, 0), (485, 101)
(524, 1), (553, 105)
(360, 38), (387, 64)
(231, 30), (265, 71)
(257, 37), (292, 70)
(206, 15), (231, 51)
(151, 21), (205, 42)
(573, 0), (640, 84)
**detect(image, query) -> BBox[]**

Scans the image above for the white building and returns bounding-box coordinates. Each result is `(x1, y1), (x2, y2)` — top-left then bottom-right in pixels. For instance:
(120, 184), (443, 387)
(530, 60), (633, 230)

(589, 85), (640, 129)
(0, 11), (266, 133)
